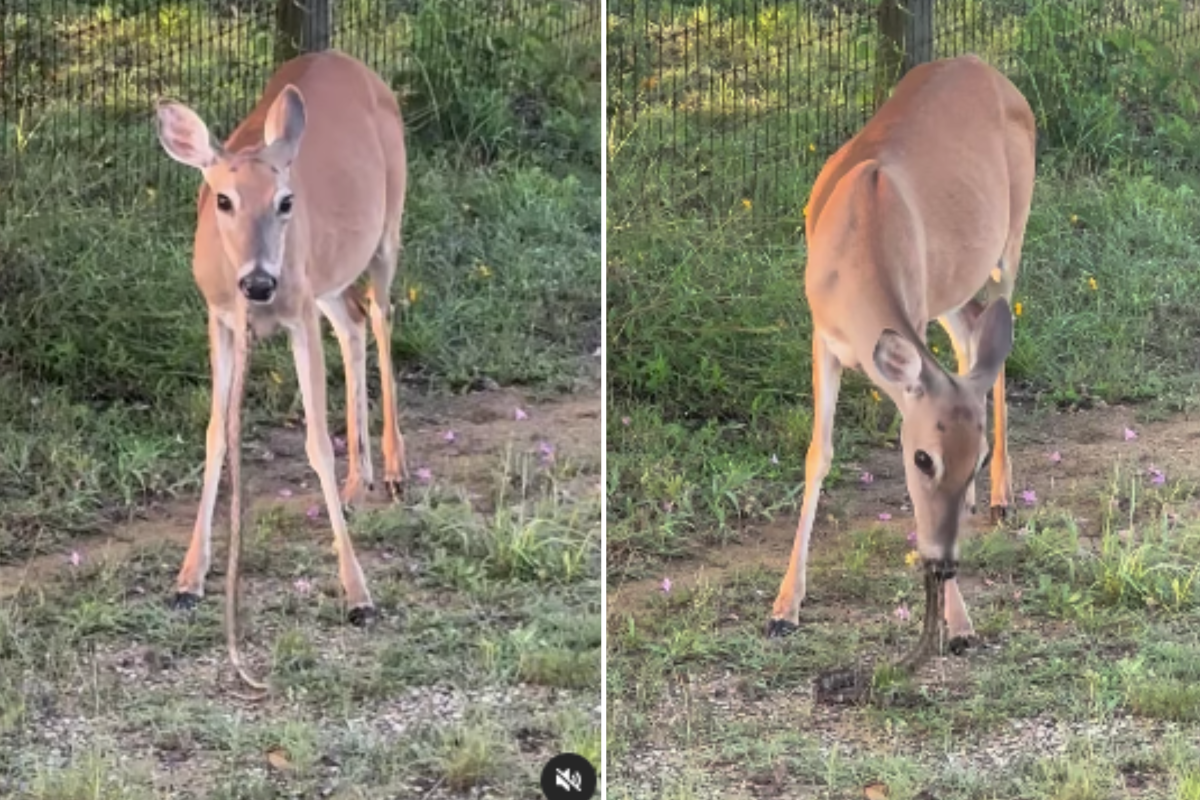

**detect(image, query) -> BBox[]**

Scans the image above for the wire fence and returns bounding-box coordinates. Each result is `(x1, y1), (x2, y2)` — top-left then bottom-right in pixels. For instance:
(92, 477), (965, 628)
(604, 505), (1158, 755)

(608, 0), (1200, 218)
(1, 0), (600, 214)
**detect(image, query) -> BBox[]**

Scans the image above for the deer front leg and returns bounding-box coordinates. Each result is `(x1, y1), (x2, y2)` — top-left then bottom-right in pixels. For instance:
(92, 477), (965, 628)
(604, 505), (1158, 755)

(317, 291), (373, 507)
(944, 576), (976, 651)
(174, 311), (236, 608)
(987, 261), (1018, 522)
(768, 335), (842, 637)
(289, 303), (375, 623)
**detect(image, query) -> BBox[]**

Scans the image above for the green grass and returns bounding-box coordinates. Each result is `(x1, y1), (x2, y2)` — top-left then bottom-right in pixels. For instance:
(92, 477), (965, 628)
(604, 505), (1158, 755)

(609, 482), (1200, 798)
(0, 445), (602, 797)
(1, 0), (600, 796)
(607, 1), (1200, 571)
(609, 0), (1200, 213)
(0, 0), (601, 559)
(608, 164), (1200, 575)
(608, 1), (1200, 797)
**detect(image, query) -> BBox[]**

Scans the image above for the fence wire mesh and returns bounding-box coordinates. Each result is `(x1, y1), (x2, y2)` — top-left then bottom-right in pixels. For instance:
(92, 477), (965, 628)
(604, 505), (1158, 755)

(1, 0), (599, 215)
(608, 0), (1200, 218)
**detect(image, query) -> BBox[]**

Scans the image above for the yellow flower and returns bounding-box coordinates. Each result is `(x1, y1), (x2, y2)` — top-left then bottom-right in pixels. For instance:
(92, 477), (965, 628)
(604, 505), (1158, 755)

(932, 345), (940, 354)
(1070, 213), (1079, 224)
(269, 370), (284, 386)
(1088, 276), (1098, 291)
(905, 550), (920, 567)
(1013, 301), (1023, 317)
(476, 263), (493, 279)
(808, 142), (816, 152)
(871, 389), (881, 403)
(802, 203), (810, 218)
(408, 285), (420, 304)
(742, 198), (752, 210)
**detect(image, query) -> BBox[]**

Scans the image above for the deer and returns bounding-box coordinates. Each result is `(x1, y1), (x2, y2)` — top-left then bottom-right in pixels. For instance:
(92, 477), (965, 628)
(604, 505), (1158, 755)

(766, 54), (1036, 695)
(154, 50), (408, 688)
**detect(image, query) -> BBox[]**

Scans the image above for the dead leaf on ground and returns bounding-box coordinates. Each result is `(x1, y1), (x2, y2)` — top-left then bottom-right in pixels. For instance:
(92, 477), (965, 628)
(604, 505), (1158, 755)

(863, 783), (890, 800)
(266, 748), (292, 771)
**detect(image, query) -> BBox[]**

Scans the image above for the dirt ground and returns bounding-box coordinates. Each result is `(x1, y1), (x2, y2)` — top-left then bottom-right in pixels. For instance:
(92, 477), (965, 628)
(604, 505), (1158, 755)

(0, 385), (602, 799)
(2, 386), (601, 600)
(606, 401), (1200, 799)
(608, 401), (1200, 617)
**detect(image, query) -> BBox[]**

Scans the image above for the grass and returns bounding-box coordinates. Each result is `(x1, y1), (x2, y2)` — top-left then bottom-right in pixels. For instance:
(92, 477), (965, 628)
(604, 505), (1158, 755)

(607, 0), (1200, 573)
(608, 471), (1200, 798)
(0, 0), (601, 560)
(0, 443), (602, 797)
(608, 1), (1200, 797)
(1, 0), (600, 796)
(608, 164), (1200, 576)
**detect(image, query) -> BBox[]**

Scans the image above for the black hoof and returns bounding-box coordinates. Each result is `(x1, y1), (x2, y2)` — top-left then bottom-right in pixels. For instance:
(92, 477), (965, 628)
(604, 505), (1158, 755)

(948, 635), (975, 656)
(348, 605), (377, 627)
(990, 505), (1008, 523)
(969, 504), (978, 516)
(171, 592), (201, 611)
(765, 618), (799, 639)
(385, 480), (404, 501)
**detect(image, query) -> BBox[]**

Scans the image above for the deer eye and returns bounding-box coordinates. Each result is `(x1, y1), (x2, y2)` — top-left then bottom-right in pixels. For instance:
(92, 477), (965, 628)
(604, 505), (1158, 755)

(278, 194), (294, 215)
(914, 450), (935, 477)
(216, 193), (233, 213)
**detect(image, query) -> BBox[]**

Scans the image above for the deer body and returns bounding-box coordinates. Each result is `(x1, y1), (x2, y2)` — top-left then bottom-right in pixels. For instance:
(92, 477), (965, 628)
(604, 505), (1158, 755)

(156, 51), (409, 660)
(768, 55), (1036, 647)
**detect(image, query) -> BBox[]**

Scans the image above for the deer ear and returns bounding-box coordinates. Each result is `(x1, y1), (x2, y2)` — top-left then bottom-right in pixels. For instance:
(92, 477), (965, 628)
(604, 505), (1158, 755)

(968, 298), (1015, 394)
(156, 100), (220, 169)
(264, 85), (306, 164)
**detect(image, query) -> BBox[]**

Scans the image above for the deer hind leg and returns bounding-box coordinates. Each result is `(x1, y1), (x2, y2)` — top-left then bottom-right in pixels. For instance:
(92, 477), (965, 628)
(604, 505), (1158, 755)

(175, 312), (235, 608)
(768, 334), (842, 637)
(289, 303), (374, 622)
(986, 247), (1024, 522)
(317, 290), (373, 507)
(986, 128), (1034, 523)
(366, 234), (408, 498)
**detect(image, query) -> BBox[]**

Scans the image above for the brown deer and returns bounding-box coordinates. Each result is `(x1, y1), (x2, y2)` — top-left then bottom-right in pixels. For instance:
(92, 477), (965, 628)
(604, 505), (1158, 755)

(155, 51), (408, 686)
(767, 55), (1036, 683)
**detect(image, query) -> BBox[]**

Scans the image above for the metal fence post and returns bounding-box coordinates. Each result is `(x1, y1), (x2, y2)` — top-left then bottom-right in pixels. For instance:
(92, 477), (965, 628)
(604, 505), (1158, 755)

(878, 0), (935, 104)
(276, 0), (332, 64)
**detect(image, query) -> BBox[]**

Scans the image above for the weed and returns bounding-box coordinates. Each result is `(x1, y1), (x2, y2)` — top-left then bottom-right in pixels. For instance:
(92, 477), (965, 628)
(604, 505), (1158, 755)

(1126, 680), (1200, 722)
(1179, 772), (1200, 800)
(432, 718), (514, 792)
(0, 0), (601, 560)
(0, 1), (600, 796)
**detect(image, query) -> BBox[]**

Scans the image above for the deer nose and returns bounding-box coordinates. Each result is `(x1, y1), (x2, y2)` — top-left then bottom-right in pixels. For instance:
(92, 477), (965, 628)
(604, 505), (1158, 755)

(238, 271), (277, 303)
